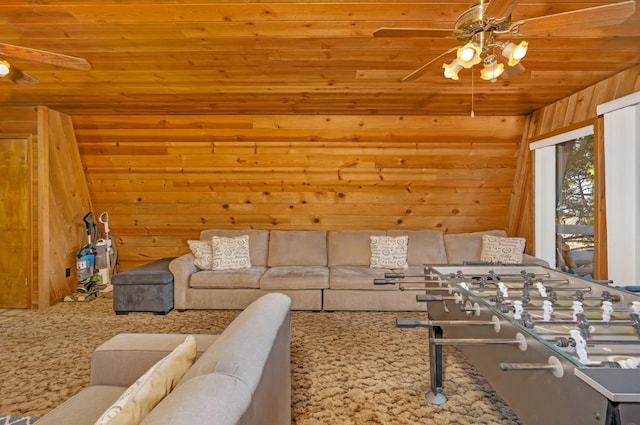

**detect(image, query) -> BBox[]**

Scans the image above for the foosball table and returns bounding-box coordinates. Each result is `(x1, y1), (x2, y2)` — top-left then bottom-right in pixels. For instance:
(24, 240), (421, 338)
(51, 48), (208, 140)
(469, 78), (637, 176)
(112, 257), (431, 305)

(376, 265), (640, 425)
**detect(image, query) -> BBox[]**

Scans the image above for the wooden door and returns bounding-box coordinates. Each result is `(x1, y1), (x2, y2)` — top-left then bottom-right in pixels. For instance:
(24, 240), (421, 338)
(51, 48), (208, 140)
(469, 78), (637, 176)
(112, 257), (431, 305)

(0, 138), (30, 308)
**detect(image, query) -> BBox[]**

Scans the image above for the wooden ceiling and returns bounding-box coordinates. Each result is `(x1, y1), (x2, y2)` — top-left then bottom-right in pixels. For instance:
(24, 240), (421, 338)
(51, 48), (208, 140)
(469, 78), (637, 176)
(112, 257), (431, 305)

(1, 0), (639, 116)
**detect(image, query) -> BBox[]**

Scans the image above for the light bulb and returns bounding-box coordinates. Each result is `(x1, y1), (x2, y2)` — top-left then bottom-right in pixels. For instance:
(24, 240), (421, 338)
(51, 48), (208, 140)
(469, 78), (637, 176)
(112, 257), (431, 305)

(0, 60), (10, 77)
(512, 42), (527, 60)
(480, 55), (504, 82)
(456, 43), (482, 69)
(459, 47), (475, 62)
(443, 60), (463, 80)
(502, 41), (528, 66)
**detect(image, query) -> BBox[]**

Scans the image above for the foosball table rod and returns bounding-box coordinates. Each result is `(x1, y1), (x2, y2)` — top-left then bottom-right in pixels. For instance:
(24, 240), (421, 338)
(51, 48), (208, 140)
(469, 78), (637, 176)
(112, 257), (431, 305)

(499, 356), (564, 378)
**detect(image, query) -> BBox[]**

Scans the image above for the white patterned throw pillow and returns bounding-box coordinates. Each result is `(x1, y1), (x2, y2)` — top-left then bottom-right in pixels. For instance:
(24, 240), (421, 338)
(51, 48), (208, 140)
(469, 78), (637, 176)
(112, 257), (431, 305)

(370, 235), (408, 269)
(187, 240), (213, 270)
(94, 335), (197, 425)
(211, 235), (252, 270)
(480, 235), (526, 264)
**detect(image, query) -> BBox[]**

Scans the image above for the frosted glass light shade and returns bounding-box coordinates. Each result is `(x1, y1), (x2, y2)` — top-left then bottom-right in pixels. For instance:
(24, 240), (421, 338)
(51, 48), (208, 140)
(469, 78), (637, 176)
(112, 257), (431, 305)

(456, 43), (482, 68)
(480, 55), (504, 81)
(443, 60), (463, 80)
(502, 41), (528, 66)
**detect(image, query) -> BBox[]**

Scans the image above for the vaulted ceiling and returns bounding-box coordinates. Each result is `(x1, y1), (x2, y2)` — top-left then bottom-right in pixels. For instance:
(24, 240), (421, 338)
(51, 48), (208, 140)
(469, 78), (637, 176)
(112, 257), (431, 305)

(1, 0), (639, 116)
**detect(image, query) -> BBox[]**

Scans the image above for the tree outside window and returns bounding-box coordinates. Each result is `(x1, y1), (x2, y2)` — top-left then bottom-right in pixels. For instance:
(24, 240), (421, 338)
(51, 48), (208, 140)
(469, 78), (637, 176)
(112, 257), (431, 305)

(555, 135), (594, 275)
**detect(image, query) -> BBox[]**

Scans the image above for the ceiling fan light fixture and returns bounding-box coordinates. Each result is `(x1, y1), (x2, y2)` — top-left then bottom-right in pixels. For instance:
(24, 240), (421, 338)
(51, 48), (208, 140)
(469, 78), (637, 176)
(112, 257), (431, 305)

(480, 54), (504, 82)
(443, 59), (463, 80)
(502, 41), (528, 66)
(0, 59), (10, 76)
(456, 42), (482, 68)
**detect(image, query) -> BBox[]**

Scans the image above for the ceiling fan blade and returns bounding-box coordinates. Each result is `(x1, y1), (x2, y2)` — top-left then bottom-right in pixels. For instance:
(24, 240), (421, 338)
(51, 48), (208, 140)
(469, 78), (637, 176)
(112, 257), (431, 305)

(483, 0), (519, 21)
(4, 65), (39, 85)
(402, 46), (458, 82)
(0, 42), (91, 71)
(374, 27), (455, 38)
(511, 0), (636, 36)
(501, 63), (525, 80)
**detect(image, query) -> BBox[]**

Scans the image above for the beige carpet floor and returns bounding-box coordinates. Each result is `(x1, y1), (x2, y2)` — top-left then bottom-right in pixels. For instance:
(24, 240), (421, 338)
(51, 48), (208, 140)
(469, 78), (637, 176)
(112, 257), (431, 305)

(0, 293), (521, 424)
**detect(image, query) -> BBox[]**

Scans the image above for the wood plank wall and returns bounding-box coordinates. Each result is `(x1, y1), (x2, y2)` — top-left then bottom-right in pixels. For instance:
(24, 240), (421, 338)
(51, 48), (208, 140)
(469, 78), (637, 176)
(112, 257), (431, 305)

(0, 107), (93, 306)
(507, 64), (640, 279)
(39, 107), (94, 304)
(73, 115), (527, 271)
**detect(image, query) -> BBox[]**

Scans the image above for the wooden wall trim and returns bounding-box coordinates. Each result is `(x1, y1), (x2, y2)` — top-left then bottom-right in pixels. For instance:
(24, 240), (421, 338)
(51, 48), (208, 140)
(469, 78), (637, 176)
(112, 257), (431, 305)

(27, 134), (34, 308)
(593, 117), (607, 280)
(506, 115), (532, 251)
(37, 106), (51, 309)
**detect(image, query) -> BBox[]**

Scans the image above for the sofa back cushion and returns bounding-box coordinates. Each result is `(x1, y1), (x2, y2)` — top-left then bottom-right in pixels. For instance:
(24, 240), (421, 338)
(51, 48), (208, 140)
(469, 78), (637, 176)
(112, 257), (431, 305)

(328, 230), (386, 267)
(178, 293), (291, 384)
(174, 293), (292, 425)
(386, 230), (447, 265)
(443, 230), (507, 264)
(141, 373), (254, 425)
(267, 230), (327, 266)
(480, 235), (526, 264)
(200, 229), (269, 266)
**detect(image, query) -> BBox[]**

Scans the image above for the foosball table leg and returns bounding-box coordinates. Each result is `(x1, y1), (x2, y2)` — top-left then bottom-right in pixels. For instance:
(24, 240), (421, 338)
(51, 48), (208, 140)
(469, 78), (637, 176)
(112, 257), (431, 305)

(427, 325), (447, 405)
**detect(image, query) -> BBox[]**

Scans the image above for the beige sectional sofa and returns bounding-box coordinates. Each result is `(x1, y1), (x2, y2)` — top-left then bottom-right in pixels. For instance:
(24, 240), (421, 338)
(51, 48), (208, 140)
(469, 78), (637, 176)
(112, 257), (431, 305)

(36, 293), (292, 425)
(323, 229), (449, 311)
(171, 229), (328, 311)
(170, 228), (547, 312)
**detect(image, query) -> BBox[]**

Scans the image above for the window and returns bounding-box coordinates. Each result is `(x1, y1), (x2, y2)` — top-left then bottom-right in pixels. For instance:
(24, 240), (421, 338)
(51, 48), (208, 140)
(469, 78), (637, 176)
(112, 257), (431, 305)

(555, 135), (594, 277)
(530, 125), (594, 269)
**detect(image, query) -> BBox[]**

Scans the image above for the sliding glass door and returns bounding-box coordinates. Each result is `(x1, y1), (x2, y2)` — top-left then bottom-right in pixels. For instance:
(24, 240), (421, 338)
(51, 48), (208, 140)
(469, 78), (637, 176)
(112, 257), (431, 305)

(555, 135), (594, 277)
(530, 125), (595, 274)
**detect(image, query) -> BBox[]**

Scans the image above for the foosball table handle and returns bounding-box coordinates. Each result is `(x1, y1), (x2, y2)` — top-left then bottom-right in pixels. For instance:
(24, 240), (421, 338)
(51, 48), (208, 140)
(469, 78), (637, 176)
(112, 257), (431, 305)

(499, 356), (564, 378)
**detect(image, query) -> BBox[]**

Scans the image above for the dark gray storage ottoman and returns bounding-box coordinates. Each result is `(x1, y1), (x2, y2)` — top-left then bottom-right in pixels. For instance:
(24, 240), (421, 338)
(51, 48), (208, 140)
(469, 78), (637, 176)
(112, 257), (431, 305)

(112, 257), (175, 315)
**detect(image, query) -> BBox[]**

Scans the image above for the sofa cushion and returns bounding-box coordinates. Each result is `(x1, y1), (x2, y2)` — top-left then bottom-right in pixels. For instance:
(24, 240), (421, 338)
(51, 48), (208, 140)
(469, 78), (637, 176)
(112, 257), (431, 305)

(141, 374), (254, 425)
(329, 266), (395, 290)
(260, 266), (329, 290)
(189, 267), (266, 289)
(480, 235), (526, 264)
(33, 386), (126, 425)
(369, 235), (408, 269)
(179, 293), (291, 384)
(443, 230), (507, 264)
(94, 335), (197, 425)
(91, 334), (218, 388)
(267, 230), (327, 266)
(328, 230), (386, 267)
(200, 229), (269, 266)
(387, 230), (447, 265)
(187, 240), (213, 270)
(211, 235), (251, 270)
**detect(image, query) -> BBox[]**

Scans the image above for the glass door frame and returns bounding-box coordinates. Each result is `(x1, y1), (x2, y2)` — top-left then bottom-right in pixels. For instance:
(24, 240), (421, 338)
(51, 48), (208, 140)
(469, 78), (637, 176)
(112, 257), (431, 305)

(529, 121), (607, 279)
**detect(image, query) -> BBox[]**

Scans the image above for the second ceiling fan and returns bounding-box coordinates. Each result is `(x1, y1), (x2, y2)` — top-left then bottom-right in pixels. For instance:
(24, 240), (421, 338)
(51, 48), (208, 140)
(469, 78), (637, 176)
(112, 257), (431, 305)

(374, 0), (637, 82)
(0, 42), (91, 85)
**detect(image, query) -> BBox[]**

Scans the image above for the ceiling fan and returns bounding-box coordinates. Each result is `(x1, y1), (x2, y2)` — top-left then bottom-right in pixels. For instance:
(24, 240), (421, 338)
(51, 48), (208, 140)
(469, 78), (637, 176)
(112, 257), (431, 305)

(0, 43), (91, 85)
(374, 0), (636, 82)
